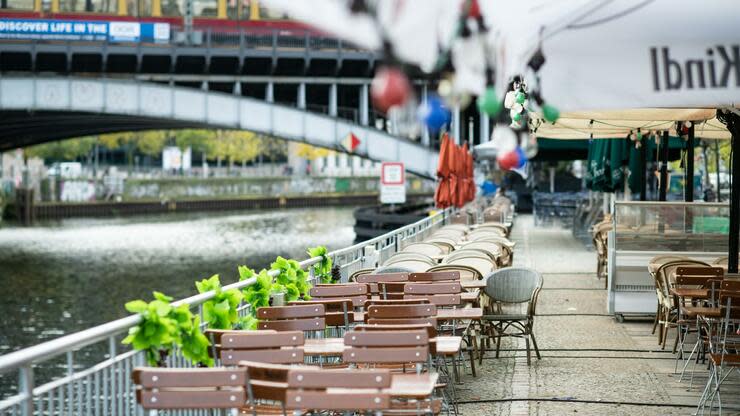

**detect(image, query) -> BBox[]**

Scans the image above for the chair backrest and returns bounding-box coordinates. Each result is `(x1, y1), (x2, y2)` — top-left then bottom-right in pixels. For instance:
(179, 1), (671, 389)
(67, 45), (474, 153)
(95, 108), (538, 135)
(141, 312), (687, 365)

(366, 317), (438, 327)
(402, 242), (445, 257)
(287, 299), (354, 328)
(404, 282), (462, 306)
(373, 265), (415, 274)
(384, 252), (436, 266)
(713, 256), (729, 265)
(409, 271), (460, 282)
(377, 281), (407, 299)
(356, 272), (409, 295)
(133, 367), (246, 410)
(354, 323), (438, 354)
(382, 259), (435, 272)
(424, 238), (457, 252)
(366, 303), (437, 319)
(431, 262), (489, 282)
(444, 249), (499, 266)
(647, 254), (691, 274)
(285, 368), (391, 411)
(343, 330), (429, 364)
(364, 298), (430, 308)
(656, 260), (712, 294)
(674, 266), (725, 286)
(218, 331), (304, 365)
(484, 267), (543, 304)
(239, 360), (291, 406)
(257, 304), (326, 332)
(309, 283), (369, 307)
(348, 268), (375, 282)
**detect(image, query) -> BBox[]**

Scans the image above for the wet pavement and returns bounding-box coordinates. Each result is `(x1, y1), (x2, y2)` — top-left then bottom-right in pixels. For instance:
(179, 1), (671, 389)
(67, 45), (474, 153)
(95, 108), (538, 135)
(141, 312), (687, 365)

(458, 214), (740, 416)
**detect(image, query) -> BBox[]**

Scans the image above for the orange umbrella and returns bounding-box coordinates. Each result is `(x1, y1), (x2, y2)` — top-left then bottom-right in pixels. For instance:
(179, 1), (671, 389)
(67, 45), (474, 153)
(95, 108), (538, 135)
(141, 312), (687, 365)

(434, 134), (452, 208)
(449, 140), (460, 208)
(461, 142), (473, 203)
(466, 143), (475, 202)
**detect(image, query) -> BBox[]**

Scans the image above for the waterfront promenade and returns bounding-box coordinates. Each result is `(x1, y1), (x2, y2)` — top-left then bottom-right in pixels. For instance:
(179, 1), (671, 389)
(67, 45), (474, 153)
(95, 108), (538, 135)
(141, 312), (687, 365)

(459, 215), (740, 416)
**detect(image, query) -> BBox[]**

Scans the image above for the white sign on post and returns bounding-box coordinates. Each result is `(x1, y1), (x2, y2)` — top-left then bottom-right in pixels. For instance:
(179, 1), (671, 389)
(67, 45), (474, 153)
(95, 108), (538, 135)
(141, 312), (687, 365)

(380, 162), (406, 204)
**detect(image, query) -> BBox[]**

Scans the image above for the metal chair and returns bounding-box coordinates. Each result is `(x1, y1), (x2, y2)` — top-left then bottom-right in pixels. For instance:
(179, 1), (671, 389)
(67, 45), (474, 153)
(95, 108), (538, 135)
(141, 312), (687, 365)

(480, 267), (543, 365)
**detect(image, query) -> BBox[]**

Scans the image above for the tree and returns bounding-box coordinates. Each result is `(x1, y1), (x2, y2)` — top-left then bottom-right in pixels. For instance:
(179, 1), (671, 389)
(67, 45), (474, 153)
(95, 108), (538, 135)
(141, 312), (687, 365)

(294, 143), (331, 161)
(25, 137), (96, 161)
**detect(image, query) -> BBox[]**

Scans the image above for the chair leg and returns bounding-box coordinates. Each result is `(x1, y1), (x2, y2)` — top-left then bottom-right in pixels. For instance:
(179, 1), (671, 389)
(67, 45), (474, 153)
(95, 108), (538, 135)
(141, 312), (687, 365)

(468, 332), (477, 377)
(525, 338), (531, 366)
(530, 331), (541, 360)
(651, 304), (660, 334)
(495, 332), (502, 359)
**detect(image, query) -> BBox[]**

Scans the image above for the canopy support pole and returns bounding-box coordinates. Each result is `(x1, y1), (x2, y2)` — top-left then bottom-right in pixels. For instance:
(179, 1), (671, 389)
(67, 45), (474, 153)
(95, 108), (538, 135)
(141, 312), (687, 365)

(715, 140), (722, 202)
(659, 131), (669, 201)
(718, 110), (739, 274)
(640, 138), (647, 201)
(685, 125), (694, 202)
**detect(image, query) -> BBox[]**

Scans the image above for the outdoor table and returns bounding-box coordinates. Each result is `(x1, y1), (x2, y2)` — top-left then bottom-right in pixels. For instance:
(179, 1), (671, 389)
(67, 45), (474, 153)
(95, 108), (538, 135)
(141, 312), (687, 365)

(301, 336), (462, 357)
(461, 280), (487, 289)
(353, 307), (483, 323)
(670, 288), (710, 299)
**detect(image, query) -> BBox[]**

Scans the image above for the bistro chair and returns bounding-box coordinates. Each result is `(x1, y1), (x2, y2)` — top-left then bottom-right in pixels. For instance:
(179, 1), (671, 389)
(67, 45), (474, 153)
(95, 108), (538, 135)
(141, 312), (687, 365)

(402, 242), (447, 258)
(256, 304), (326, 337)
(348, 267), (375, 282)
(374, 264), (416, 275)
(648, 254), (692, 335)
(287, 299), (355, 334)
(480, 267), (543, 365)
(132, 367), (246, 413)
(385, 252), (437, 267)
(309, 283), (369, 308)
(423, 237), (458, 253)
(409, 271), (461, 282)
(356, 272), (409, 296)
(696, 289), (740, 415)
(217, 330), (305, 366)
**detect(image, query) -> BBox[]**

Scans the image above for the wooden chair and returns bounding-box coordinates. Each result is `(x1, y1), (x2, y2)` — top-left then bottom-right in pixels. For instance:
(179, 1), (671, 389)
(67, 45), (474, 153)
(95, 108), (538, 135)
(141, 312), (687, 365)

(348, 267), (375, 282)
(404, 282), (462, 307)
(366, 304), (437, 323)
(256, 304), (326, 334)
(133, 367), (246, 411)
(309, 283), (369, 308)
(285, 367), (392, 413)
(648, 254), (691, 334)
(356, 272), (409, 296)
(217, 330), (305, 366)
(287, 299), (354, 331)
(409, 271), (460, 282)
(239, 361), (291, 416)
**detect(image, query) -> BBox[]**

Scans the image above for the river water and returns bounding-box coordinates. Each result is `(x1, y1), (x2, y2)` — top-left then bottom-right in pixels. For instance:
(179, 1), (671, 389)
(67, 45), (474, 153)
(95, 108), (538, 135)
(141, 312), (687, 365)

(0, 207), (356, 396)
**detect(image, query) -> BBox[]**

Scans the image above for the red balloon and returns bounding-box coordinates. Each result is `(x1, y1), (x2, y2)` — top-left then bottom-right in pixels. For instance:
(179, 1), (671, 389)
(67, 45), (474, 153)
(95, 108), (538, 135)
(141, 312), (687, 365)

(371, 66), (411, 113)
(497, 150), (520, 171)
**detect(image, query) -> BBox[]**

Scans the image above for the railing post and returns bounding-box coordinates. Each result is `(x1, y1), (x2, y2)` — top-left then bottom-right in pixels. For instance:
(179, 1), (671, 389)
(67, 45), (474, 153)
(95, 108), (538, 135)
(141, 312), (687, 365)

(20, 365), (35, 416)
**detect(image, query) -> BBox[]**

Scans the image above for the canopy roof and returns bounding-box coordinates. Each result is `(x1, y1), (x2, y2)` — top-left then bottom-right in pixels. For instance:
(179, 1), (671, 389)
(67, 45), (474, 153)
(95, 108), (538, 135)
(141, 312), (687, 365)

(530, 109), (732, 140)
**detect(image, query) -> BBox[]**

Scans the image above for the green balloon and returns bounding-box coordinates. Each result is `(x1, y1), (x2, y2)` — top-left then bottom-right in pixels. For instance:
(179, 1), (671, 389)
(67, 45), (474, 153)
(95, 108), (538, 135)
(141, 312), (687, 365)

(515, 91), (526, 104)
(512, 112), (522, 122)
(543, 104), (560, 123)
(477, 87), (502, 116)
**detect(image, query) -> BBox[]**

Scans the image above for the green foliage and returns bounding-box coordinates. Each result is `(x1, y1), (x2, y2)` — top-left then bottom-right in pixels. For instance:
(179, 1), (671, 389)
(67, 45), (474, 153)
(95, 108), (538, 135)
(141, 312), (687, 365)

(271, 256), (312, 301)
(122, 291), (211, 367)
(307, 245), (334, 284)
(236, 314), (259, 330)
(195, 275), (244, 330)
(25, 137), (96, 161)
(241, 267), (272, 311)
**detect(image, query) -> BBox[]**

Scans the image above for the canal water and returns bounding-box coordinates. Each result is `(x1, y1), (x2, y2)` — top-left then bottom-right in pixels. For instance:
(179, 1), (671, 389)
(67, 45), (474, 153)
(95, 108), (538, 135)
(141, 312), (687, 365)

(0, 207), (356, 396)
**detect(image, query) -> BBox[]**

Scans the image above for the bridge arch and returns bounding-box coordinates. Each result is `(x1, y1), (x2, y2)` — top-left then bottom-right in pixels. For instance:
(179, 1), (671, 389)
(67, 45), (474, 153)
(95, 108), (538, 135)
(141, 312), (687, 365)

(0, 77), (438, 178)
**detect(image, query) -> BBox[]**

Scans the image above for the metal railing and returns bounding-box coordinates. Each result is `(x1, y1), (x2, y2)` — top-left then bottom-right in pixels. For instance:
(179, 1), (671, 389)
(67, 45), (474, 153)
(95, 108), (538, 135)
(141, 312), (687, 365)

(0, 207), (450, 415)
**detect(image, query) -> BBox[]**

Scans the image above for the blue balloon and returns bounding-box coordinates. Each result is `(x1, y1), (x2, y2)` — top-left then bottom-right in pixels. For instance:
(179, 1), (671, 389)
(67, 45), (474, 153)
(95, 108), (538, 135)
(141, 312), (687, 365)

(480, 180), (498, 196)
(418, 95), (450, 131)
(514, 146), (528, 169)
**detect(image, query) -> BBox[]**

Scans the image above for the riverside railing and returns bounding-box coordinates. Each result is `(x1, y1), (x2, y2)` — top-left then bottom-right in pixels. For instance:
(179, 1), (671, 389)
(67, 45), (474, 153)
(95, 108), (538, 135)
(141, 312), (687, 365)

(0, 208), (450, 416)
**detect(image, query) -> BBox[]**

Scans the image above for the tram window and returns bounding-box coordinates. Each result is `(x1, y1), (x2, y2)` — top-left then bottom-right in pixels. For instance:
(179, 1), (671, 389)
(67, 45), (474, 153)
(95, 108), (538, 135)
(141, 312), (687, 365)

(60, 0), (117, 12)
(160, 0), (183, 16)
(1, 0), (34, 10)
(193, 0), (217, 17)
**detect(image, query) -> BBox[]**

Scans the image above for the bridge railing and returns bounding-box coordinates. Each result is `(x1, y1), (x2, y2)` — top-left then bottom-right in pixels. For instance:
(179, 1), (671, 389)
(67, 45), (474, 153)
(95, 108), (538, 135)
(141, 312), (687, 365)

(0, 207), (450, 416)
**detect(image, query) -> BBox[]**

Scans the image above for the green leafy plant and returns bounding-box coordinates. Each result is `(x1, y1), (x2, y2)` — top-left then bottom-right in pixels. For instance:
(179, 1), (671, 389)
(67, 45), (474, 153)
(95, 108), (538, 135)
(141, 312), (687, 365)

(195, 274), (244, 330)
(241, 268), (273, 311)
(307, 245), (335, 283)
(271, 256), (312, 301)
(122, 291), (212, 367)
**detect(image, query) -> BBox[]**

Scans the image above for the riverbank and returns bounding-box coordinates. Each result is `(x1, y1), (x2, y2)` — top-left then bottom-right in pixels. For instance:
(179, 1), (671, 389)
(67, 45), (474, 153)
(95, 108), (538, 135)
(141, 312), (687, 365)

(4, 192), (433, 222)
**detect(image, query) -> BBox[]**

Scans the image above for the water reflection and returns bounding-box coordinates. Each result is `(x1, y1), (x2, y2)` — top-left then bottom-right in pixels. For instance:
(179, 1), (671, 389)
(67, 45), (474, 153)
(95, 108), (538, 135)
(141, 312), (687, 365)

(0, 207), (356, 354)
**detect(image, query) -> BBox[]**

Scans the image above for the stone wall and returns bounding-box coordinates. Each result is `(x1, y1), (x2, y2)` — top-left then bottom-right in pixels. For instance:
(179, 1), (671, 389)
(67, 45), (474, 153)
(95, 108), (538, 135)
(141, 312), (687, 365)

(122, 176), (434, 201)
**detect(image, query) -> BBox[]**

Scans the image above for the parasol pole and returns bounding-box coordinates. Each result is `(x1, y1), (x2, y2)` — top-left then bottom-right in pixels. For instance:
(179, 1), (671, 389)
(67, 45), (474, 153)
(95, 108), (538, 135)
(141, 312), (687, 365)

(659, 131), (669, 201)
(715, 140), (722, 202)
(640, 137), (647, 201)
(718, 110), (739, 274)
(685, 124), (694, 202)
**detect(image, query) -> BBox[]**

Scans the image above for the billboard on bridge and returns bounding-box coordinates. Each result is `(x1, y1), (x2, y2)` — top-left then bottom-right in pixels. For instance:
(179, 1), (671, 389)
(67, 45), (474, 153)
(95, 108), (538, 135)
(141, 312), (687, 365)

(0, 19), (170, 43)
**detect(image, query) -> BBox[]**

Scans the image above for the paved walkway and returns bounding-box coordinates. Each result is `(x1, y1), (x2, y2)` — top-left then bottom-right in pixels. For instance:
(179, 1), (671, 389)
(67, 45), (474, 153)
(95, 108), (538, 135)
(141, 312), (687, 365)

(457, 214), (740, 416)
